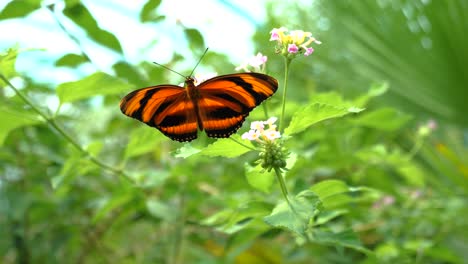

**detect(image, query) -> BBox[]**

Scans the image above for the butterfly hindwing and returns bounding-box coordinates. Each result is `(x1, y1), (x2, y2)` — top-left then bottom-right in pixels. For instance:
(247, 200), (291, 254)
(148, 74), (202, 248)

(120, 85), (198, 142)
(196, 72), (278, 138)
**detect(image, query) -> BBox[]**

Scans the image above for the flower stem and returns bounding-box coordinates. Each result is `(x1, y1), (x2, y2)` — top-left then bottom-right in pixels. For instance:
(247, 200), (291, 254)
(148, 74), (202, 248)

(274, 167), (291, 207)
(0, 74), (131, 182)
(279, 57), (292, 132)
(229, 137), (256, 151)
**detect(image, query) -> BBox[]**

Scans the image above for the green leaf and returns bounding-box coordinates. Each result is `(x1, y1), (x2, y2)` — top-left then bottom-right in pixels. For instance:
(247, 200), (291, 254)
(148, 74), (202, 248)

(314, 210), (349, 226)
(184, 28), (205, 50)
(63, 2), (123, 53)
(245, 164), (275, 193)
(113, 61), (147, 87)
(0, 0), (41, 20)
(55, 53), (89, 67)
(353, 107), (412, 131)
(285, 103), (360, 136)
(221, 201), (272, 234)
(56, 72), (132, 104)
(124, 126), (165, 159)
(311, 180), (353, 209)
(173, 144), (201, 158)
(0, 47), (18, 79)
(353, 82), (389, 107)
(264, 190), (321, 237)
(310, 180), (349, 200)
(85, 141), (103, 157)
(309, 229), (371, 253)
(199, 135), (254, 157)
(140, 0), (164, 22)
(0, 104), (42, 146)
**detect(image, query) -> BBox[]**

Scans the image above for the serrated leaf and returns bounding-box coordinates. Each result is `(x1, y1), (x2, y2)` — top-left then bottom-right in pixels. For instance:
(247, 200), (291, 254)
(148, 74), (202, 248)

(63, 2), (122, 53)
(264, 190), (321, 237)
(199, 135), (254, 157)
(124, 126), (164, 159)
(55, 53), (89, 67)
(353, 107), (412, 131)
(285, 103), (354, 136)
(140, 0), (163, 22)
(0, 47), (18, 79)
(56, 72), (132, 103)
(184, 28), (205, 50)
(245, 164), (275, 193)
(0, 0), (41, 20)
(0, 104), (42, 146)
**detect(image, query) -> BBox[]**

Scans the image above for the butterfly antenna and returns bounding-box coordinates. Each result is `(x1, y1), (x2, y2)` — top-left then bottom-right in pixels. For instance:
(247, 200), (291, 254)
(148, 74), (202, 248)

(188, 47), (209, 77)
(152, 61), (186, 78)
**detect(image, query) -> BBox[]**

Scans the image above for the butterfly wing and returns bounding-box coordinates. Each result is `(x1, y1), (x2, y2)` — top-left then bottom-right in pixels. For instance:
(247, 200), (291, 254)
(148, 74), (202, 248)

(120, 85), (199, 142)
(196, 72), (278, 138)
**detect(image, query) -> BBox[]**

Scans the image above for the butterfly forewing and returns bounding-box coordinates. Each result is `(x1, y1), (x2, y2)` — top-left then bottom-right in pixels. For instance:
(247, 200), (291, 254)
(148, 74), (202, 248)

(197, 73), (278, 138)
(120, 85), (198, 142)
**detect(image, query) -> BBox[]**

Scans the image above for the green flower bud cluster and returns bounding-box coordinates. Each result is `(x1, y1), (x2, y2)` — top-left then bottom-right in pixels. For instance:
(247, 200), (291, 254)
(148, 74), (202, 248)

(258, 140), (289, 172)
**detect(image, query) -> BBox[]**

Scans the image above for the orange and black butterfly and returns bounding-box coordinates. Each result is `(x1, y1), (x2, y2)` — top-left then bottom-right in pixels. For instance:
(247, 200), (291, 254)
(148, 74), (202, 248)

(120, 72), (278, 142)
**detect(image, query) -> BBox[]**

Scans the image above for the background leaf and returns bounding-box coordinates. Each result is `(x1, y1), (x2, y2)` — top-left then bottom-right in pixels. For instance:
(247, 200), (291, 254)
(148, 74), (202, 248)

(0, 105), (42, 145)
(124, 126), (165, 159)
(198, 135), (254, 157)
(55, 53), (89, 67)
(245, 164), (275, 193)
(63, 1), (123, 53)
(0, 47), (18, 79)
(140, 0), (164, 23)
(184, 28), (205, 51)
(285, 102), (358, 136)
(56, 72), (132, 104)
(352, 107), (412, 131)
(0, 0), (41, 20)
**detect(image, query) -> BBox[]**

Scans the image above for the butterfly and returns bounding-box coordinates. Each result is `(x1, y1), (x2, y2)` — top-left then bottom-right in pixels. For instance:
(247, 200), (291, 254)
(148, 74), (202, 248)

(120, 72), (278, 142)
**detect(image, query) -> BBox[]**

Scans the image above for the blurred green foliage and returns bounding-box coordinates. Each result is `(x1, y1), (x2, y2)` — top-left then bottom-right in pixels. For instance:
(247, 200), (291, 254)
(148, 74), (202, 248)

(1, 0), (467, 263)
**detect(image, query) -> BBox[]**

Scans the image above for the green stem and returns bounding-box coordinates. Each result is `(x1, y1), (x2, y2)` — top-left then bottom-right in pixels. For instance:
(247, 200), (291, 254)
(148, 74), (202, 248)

(279, 57), (292, 132)
(229, 137), (256, 151)
(0, 74), (131, 182)
(274, 167), (292, 207)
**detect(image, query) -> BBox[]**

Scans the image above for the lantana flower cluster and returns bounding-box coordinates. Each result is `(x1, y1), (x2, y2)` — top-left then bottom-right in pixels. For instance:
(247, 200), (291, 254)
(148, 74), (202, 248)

(242, 117), (289, 171)
(235, 52), (268, 73)
(270, 27), (321, 58)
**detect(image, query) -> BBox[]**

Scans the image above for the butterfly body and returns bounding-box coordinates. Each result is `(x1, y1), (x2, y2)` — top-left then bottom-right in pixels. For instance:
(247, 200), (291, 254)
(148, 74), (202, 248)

(120, 72), (278, 142)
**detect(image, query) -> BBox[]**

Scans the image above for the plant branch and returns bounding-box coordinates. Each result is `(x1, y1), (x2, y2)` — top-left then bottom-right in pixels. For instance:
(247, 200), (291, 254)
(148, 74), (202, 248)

(0, 74), (132, 182)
